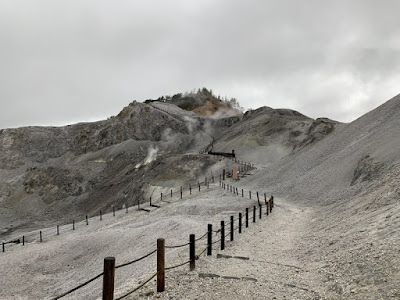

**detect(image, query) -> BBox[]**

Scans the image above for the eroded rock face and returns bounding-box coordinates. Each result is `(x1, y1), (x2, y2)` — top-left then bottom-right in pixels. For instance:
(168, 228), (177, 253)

(0, 101), (205, 229)
(23, 167), (86, 204)
(0, 101), (190, 169)
(216, 106), (340, 164)
(291, 118), (339, 150)
(351, 155), (385, 186)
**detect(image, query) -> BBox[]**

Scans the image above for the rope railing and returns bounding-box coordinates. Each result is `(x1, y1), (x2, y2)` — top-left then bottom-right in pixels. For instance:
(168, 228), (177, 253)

(195, 230), (210, 241)
(165, 242), (190, 249)
(1, 176), (220, 252)
(115, 272), (157, 300)
(115, 249), (157, 269)
(50, 272), (104, 300)
(3, 148), (276, 299)
(46, 194), (274, 299)
(165, 260), (191, 271)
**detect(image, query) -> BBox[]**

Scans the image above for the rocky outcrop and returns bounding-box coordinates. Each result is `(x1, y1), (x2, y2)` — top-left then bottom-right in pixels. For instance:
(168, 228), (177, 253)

(0, 101), (190, 169)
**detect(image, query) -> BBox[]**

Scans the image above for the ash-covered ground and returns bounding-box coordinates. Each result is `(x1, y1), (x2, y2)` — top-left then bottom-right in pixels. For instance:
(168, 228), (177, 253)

(1, 91), (399, 299)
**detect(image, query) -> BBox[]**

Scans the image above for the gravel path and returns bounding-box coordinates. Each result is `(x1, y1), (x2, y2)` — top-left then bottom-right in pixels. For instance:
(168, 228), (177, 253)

(127, 198), (330, 300)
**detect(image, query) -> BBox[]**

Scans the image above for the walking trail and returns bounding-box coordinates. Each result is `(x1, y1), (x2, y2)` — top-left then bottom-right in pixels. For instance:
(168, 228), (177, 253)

(129, 198), (330, 300)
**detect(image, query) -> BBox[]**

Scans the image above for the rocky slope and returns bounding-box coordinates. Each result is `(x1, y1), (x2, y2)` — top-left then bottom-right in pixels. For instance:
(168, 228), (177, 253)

(0, 90), (399, 300)
(213, 106), (340, 165)
(0, 100), (218, 234)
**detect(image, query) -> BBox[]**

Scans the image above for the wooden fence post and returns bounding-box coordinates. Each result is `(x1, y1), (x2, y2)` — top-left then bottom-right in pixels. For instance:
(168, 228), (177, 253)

(198, 183), (200, 192)
(221, 221), (225, 250)
(171, 189), (172, 197)
(57, 225), (59, 235)
(246, 208), (249, 228)
(73, 220), (75, 230)
(40, 231), (42, 242)
(190, 234), (195, 271)
(242, 189), (244, 197)
(2, 243), (4, 252)
(266, 201), (269, 216)
(190, 184), (192, 194)
(125, 204), (128, 213)
(157, 238), (165, 292)
(249, 191), (251, 199)
(22, 236), (25, 246)
(113, 206), (115, 217)
(102, 257), (115, 300)
(180, 186), (182, 199)
(161, 193), (163, 202)
(239, 213), (242, 233)
(259, 205), (262, 219)
(230, 216), (234, 241)
(253, 206), (256, 223)
(207, 224), (212, 256)
(100, 211), (102, 221)
(86, 215), (89, 225)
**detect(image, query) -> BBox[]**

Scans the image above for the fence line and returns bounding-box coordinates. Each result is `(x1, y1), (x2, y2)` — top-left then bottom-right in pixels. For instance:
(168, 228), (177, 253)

(2, 152), (273, 299)
(1, 175), (221, 252)
(47, 193), (274, 299)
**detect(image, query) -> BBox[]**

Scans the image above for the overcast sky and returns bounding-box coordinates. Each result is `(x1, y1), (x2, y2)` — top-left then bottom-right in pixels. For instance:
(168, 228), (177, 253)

(1, 0), (400, 129)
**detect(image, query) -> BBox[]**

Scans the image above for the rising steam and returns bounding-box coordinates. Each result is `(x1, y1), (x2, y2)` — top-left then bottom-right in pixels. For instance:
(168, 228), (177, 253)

(135, 146), (159, 169)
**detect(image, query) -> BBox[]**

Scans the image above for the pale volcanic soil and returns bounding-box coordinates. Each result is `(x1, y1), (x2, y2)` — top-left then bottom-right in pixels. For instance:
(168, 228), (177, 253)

(1, 160), (399, 300)
(0, 171), (274, 300)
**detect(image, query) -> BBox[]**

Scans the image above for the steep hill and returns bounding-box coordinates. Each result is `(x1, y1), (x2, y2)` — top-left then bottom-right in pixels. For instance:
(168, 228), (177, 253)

(0, 100), (221, 234)
(213, 106), (340, 165)
(0, 91), (399, 299)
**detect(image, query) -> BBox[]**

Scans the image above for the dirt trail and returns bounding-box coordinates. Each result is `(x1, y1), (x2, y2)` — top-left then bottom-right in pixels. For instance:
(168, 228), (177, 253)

(131, 198), (331, 299)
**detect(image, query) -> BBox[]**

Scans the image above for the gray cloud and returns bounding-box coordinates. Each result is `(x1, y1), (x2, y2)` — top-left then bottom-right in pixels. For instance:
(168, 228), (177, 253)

(1, 0), (400, 128)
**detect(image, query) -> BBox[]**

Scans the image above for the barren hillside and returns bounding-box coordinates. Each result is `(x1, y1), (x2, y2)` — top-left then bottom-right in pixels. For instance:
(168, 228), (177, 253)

(0, 91), (399, 299)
